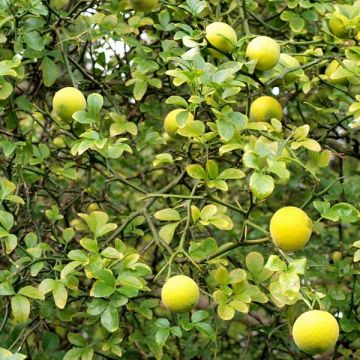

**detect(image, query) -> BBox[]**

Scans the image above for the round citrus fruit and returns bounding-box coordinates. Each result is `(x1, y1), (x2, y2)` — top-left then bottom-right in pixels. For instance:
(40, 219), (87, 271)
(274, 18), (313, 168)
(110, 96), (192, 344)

(331, 251), (342, 261)
(325, 60), (348, 85)
(250, 96), (282, 122)
(53, 136), (66, 148)
(246, 36), (280, 71)
(53, 87), (86, 122)
(161, 275), (199, 313)
(130, 0), (158, 12)
(293, 310), (339, 355)
(164, 109), (194, 138)
(205, 22), (237, 54)
(270, 206), (312, 251)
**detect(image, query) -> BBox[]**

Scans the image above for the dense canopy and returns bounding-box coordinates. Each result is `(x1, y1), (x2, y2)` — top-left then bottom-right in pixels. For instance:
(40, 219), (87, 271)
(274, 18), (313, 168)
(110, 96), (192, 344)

(0, 0), (359, 359)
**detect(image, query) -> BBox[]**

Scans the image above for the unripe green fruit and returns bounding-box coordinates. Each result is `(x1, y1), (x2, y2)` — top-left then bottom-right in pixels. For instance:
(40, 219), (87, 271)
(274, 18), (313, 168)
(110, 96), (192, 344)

(130, 0), (158, 12)
(87, 203), (100, 212)
(331, 251), (342, 261)
(250, 96), (282, 122)
(246, 36), (280, 71)
(53, 87), (87, 122)
(53, 136), (66, 148)
(205, 22), (237, 54)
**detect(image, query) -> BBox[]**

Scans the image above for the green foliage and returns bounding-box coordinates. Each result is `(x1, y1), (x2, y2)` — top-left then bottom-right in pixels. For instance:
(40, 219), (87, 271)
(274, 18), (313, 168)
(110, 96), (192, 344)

(0, 0), (359, 359)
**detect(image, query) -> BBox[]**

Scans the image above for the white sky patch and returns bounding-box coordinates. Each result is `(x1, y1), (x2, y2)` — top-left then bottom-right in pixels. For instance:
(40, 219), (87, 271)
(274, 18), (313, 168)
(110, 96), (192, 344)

(272, 87), (280, 96)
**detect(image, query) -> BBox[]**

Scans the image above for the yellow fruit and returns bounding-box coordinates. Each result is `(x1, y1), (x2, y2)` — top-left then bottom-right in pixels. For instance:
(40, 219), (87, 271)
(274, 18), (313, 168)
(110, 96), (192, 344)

(331, 251), (342, 261)
(325, 60), (348, 86)
(246, 36), (280, 71)
(130, 0), (158, 11)
(87, 203), (100, 212)
(53, 136), (65, 148)
(270, 206), (312, 251)
(205, 22), (237, 54)
(329, 13), (350, 38)
(293, 310), (339, 355)
(161, 275), (199, 313)
(250, 96), (282, 122)
(356, 31), (360, 41)
(53, 87), (86, 122)
(164, 109), (194, 138)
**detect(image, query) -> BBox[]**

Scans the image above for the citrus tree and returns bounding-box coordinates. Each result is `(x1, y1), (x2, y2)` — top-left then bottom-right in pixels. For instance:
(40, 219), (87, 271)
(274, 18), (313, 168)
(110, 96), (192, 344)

(0, 0), (359, 359)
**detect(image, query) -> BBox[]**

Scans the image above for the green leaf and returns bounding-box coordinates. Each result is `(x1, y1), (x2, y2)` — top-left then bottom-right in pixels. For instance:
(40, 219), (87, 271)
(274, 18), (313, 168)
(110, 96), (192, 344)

(218, 168), (245, 180)
(200, 205), (218, 222)
(23, 31), (44, 51)
(0, 348), (26, 360)
(279, 272), (300, 297)
(0, 281), (15, 296)
(178, 120), (205, 137)
(289, 16), (305, 32)
(217, 304), (235, 320)
(265, 255), (287, 272)
(154, 208), (181, 221)
(229, 300), (249, 313)
(101, 247), (124, 260)
(214, 266), (229, 285)
(39, 279), (55, 294)
(170, 326), (182, 337)
(159, 221), (181, 244)
(11, 295), (30, 322)
(78, 211), (117, 238)
(206, 160), (219, 179)
(60, 261), (82, 279)
(229, 269), (246, 284)
(246, 252), (264, 275)
(155, 328), (170, 347)
(133, 80), (147, 101)
(68, 250), (89, 263)
(186, 164), (206, 180)
(90, 279), (115, 298)
(325, 203), (359, 223)
(18, 286), (44, 300)
(101, 305), (119, 332)
(194, 322), (215, 338)
(155, 318), (170, 328)
(191, 310), (208, 324)
(0, 210), (14, 231)
(63, 348), (83, 360)
(53, 281), (67, 309)
(0, 79), (13, 100)
(63, 228), (75, 243)
(80, 237), (99, 253)
(249, 172), (274, 199)
(68, 333), (87, 347)
(87, 93), (103, 117)
(41, 57), (60, 87)
(288, 258), (307, 275)
(4, 234), (17, 254)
